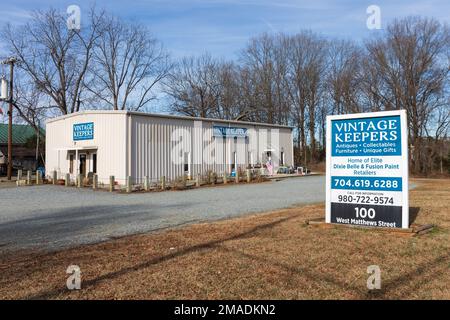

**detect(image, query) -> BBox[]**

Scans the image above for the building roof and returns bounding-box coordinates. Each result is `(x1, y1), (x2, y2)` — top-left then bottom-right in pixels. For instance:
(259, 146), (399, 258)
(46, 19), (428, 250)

(0, 123), (44, 145)
(46, 110), (294, 129)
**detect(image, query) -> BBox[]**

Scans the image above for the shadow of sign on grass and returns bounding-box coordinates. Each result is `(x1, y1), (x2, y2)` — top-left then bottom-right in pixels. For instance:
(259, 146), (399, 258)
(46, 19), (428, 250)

(409, 207), (420, 225)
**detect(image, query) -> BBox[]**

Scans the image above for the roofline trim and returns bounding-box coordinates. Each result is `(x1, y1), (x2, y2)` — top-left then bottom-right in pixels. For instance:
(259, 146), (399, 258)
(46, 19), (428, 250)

(46, 110), (293, 129)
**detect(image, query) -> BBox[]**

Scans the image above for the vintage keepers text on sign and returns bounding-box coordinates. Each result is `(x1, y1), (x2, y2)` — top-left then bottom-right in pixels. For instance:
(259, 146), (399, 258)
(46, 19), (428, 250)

(325, 110), (409, 229)
(73, 122), (94, 141)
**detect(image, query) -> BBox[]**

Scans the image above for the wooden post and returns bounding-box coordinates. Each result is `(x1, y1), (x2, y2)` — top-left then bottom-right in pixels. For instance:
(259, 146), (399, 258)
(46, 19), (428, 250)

(208, 171), (213, 184)
(246, 169), (251, 183)
(196, 173), (201, 187)
(144, 176), (150, 191)
(27, 170), (31, 185)
(52, 170), (57, 185)
(235, 169), (239, 184)
(77, 174), (82, 188)
(182, 174), (187, 188)
(223, 172), (227, 184)
(93, 174), (98, 190)
(65, 173), (70, 187)
(126, 176), (132, 193)
(161, 176), (166, 190)
(109, 175), (115, 192)
(36, 170), (42, 185)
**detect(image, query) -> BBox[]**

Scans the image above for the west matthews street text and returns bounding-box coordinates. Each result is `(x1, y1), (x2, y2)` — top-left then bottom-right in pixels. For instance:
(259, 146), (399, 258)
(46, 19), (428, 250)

(335, 217), (397, 228)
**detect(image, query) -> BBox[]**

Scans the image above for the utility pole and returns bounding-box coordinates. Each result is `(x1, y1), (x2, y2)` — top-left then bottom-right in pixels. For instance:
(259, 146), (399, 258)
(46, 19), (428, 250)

(7, 60), (14, 180)
(0, 57), (18, 180)
(36, 119), (40, 162)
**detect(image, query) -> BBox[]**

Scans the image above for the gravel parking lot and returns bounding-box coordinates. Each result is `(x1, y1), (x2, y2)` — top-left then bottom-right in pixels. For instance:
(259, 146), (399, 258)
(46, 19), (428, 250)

(0, 175), (325, 251)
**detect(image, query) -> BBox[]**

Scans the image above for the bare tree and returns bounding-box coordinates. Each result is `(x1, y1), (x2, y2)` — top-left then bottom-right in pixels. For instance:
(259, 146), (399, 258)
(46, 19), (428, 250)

(364, 16), (450, 173)
(304, 36), (327, 163)
(327, 39), (363, 114)
(164, 54), (221, 118)
(1, 7), (103, 115)
(213, 61), (245, 120)
(235, 65), (262, 121)
(12, 72), (49, 133)
(284, 32), (327, 164)
(89, 15), (171, 111)
(240, 33), (280, 124)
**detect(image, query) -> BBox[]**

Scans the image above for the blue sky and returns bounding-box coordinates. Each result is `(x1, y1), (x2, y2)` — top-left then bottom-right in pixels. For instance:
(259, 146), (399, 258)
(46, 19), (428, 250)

(1, 0), (450, 60)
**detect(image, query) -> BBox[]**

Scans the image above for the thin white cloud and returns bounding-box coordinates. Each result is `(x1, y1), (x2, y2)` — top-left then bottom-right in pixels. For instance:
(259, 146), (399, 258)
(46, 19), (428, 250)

(0, 6), (32, 24)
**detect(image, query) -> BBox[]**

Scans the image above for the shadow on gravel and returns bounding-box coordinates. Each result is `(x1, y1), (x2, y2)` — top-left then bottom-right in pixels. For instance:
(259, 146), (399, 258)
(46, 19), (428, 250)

(0, 202), (194, 249)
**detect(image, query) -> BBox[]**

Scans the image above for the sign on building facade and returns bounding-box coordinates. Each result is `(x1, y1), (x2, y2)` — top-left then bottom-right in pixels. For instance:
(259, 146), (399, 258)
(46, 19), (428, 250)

(325, 110), (409, 229)
(213, 126), (248, 138)
(73, 122), (94, 141)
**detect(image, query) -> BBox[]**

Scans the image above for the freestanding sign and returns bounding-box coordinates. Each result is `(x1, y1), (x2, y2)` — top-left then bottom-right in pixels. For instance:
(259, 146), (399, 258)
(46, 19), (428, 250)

(326, 110), (409, 229)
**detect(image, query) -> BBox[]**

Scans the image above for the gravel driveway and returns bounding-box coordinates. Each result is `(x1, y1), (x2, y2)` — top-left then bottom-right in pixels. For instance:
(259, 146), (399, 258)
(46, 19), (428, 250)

(0, 175), (324, 251)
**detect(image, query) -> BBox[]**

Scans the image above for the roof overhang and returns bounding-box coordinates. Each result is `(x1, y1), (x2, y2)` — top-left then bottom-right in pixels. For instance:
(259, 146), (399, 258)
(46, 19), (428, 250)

(55, 146), (98, 151)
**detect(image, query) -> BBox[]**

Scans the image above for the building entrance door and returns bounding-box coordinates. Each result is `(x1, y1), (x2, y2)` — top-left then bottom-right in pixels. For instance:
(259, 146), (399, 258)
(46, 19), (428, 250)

(79, 154), (87, 176)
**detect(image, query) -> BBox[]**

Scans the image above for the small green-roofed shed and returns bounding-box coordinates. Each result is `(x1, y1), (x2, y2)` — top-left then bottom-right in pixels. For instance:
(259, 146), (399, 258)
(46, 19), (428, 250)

(0, 123), (44, 145)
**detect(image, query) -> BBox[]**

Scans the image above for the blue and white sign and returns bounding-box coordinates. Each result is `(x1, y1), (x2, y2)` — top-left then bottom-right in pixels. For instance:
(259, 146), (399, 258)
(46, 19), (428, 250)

(213, 126), (248, 138)
(73, 122), (94, 141)
(326, 110), (409, 229)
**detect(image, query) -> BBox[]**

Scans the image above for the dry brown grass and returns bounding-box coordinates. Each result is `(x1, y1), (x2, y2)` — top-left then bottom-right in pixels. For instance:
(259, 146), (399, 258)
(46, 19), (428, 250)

(0, 179), (449, 300)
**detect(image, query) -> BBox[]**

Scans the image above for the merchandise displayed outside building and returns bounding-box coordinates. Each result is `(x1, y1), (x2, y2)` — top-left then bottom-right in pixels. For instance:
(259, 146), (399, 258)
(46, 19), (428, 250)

(45, 110), (294, 185)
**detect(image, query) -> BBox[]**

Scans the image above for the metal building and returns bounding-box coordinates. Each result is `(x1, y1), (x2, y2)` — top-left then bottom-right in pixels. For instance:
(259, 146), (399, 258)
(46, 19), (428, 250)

(45, 110), (293, 184)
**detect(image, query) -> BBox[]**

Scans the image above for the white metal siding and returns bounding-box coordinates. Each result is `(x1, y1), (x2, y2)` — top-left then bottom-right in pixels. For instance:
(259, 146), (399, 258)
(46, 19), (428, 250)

(130, 115), (293, 181)
(45, 113), (128, 183)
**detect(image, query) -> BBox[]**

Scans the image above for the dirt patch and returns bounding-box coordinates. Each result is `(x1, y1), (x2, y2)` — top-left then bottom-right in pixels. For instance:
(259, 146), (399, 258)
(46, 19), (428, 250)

(0, 179), (449, 299)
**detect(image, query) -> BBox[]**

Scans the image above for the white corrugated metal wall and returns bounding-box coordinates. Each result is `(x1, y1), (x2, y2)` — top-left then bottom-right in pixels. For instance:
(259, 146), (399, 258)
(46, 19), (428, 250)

(46, 112), (128, 184)
(130, 114), (293, 182)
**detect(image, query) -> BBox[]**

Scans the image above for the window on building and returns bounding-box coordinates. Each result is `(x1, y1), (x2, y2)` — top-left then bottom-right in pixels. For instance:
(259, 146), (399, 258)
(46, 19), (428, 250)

(184, 152), (189, 173)
(69, 154), (74, 174)
(232, 151), (236, 171)
(92, 153), (97, 173)
(232, 137), (238, 171)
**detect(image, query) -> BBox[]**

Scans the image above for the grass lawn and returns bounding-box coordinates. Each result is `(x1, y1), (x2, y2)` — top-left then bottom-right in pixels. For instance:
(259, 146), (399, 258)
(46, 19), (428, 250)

(0, 178), (449, 299)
